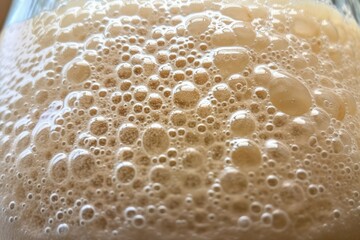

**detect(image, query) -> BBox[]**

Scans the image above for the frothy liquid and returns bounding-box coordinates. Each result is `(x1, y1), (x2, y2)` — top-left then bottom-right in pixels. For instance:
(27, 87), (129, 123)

(1, 0), (360, 239)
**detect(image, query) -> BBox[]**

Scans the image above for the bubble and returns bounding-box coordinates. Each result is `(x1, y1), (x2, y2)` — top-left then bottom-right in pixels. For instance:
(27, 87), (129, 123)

(79, 91), (94, 109)
(120, 80), (132, 91)
(291, 15), (320, 38)
(58, 44), (78, 64)
(253, 65), (271, 87)
(229, 110), (256, 137)
(134, 86), (148, 102)
(181, 148), (203, 169)
(32, 123), (51, 149)
(149, 165), (171, 184)
(279, 181), (305, 204)
(213, 47), (249, 76)
(221, 5), (252, 21)
(115, 162), (136, 184)
(148, 93), (163, 110)
(269, 72), (312, 116)
(132, 214), (146, 229)
(266, 175), (279, 188)
(210, 144), (225, 161)
(186, 14), (211, 35)
(321, 19), (338, 42)
(118, 123), (139, 145)
(57, 223), (69, 236)
(173, 70), (186, 82)
(124, 206), (137, 219)
(220, 167), (248, 194)
(69, 149), (96, 180)
(67, 61), (91, 83)
(271, 35), (288, 50)
(182, 172), (202, 189)
(48, 153), (68, 183)
(310, 108), (330, 130)
(197, 99), (212, 118)
(175, 57), (187, 68)
(117, 147), (134, 161)
(288, 117), (314, 142)
(35, 90), (49, 104)
(80, 204), (95, 222)
(212, 83), (231, 102)
(143, 123), (169, 155)
(227, 73), (247, 92)
(341, 90), (357, 115)
(237, 216), (252, 231)
(7, 201), (15, 211)
(184, 131), (200, 145)
(231, 139), (262, 169)
(212, 28), (236, 46)
(143, 56), (156, 76)
(314, 88), (346, 120)
(250, 201), (263, 215)
(307, 184), (319, 197)
(296, 169), (308, 180)
(157, 51), (169, 65)
(3, 0), (360, 238)
(16, 149), (35, 171)
(261, 212), (272, 226)
(332, 209), (341, 219)
(50, 193), (59, 203)
(264, 140), (290, 163)
(117, 63), (132, 79)
(231, 21), (256, 46)
(170, 110), (187, 126)
(89, 117), (108, 136)
(193, 68), (209, 85)
(159, 64), (172, 78)
(271, 209), (289, 232)
(173, 81), (200, 109)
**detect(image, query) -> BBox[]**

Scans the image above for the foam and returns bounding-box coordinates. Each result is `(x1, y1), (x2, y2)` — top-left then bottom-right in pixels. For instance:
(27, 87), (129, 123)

(0, 0), (360, 239)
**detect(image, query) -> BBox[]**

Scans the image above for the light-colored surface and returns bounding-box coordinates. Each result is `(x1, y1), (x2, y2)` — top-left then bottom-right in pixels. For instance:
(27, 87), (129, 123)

(1, 0), (360, 240)
(0, 0), (12, 30)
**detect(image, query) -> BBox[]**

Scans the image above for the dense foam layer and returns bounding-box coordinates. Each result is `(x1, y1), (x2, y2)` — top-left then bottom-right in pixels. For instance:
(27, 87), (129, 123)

(1, 0), (360, 239)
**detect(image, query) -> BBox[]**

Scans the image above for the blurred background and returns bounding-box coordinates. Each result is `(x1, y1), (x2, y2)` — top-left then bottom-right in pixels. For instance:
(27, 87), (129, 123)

(0, 0), (12, 31)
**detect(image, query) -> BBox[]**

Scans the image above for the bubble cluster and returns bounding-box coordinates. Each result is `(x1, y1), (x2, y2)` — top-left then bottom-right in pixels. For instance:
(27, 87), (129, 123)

(1, 0), (360, 239)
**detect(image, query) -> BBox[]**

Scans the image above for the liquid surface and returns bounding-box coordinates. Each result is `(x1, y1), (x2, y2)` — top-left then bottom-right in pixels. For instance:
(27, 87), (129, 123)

(1, 0), (360, 239)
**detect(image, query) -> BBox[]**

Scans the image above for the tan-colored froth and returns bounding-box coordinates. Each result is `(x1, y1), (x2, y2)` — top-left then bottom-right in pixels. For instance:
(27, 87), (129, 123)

(1, 0), (360, 239)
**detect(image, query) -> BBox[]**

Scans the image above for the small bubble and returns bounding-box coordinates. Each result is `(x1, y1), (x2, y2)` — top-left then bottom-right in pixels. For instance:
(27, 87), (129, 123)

(67, 61), (91, 83)
(89, 117), (108, 136)
(307, 184), (318, 197)
(132, 214), (146, 229)
(212, 83), (231, 102)
(143, 123), (169, 155)
(149, 165), (171, 184)
(80, 204), (96, 222)
(48, 153), (68, 183)
(229, 110), (256, 137)
(272, 209), (289, 232)
(266, 175), (279, 188)
(118, 123), (139, 145)
(173, 81), (200, 109)
(238, 216), (252, 231)
(231, 139), (262, 169)
(181, 148), (203, 169)
(220, 167), (248, 194)
(124, 206), (137, 219)
(69, 149), (96, 180)
(115, 162), (136, 184)
(57, 223), (69, 236)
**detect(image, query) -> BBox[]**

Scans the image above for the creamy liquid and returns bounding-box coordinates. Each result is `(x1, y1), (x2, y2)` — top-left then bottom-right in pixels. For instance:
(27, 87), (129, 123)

(1, 0), (360, 239)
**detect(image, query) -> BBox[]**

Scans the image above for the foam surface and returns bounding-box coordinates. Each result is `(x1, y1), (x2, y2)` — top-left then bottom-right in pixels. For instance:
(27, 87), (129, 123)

(1, 0), (360, 239)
